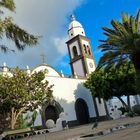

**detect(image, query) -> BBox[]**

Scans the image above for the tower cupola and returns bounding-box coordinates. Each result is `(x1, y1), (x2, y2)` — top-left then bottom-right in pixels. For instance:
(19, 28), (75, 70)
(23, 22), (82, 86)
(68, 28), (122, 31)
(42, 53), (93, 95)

(66, 15), (96, 77)
(68, 15), (85, 40)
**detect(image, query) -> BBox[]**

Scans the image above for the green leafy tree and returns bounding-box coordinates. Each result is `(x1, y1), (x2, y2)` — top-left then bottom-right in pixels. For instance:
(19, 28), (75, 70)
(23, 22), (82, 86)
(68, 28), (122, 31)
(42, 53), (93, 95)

(84, 63), (136, 112)
(98, 9), (140, 92)
(0, 0), (38, 52)
(0, 68), (53, 129)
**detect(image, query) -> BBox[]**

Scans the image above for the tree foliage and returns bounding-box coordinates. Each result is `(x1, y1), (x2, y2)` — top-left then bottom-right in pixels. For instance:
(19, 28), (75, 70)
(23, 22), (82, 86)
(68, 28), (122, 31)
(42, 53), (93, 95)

(0, 0), (38, 52)
(0, 68), (53, 129)
(97, 9), (140, 92)
(84, 62), (136, 111)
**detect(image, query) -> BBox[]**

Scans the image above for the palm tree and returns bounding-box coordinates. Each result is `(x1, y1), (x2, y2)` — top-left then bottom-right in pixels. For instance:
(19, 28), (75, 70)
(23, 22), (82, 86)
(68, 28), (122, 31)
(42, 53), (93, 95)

(98, 9), (140, 93)
(0, 0), (38, 52)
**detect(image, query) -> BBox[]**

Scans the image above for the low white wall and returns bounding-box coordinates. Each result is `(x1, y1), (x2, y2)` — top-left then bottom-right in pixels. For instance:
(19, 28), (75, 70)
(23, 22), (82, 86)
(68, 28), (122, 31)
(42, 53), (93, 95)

(96, 98), (106, 116)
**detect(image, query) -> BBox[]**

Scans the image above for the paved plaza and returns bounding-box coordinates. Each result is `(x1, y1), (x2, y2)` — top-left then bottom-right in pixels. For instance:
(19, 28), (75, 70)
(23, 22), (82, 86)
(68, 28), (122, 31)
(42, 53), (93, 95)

(20, 116), (140, 140)
(79, 124), (140, 140)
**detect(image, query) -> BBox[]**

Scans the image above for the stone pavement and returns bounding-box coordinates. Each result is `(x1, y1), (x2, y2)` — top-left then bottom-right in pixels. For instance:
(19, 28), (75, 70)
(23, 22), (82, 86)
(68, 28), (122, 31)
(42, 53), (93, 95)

(79, 125), (140, 140)
(21, 116), (140, 140)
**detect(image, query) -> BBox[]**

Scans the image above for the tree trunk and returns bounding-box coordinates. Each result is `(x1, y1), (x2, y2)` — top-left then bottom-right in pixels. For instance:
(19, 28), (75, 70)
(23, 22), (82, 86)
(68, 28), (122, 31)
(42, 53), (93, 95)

(11, 108), (16, 129)
(117, 96), (129, 111)
(11, 107), (26, 129)
(127, 94), (132, 113)
(127, 95), (130, 108)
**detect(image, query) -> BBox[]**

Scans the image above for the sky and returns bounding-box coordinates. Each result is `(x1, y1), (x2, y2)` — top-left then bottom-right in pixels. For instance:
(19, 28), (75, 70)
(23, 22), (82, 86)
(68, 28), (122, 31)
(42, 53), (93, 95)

(0, 0), (140, 75)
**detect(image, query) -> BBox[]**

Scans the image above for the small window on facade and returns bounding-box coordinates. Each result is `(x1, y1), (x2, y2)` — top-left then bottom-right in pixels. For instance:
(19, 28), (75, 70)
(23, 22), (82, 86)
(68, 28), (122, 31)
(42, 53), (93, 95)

(83, 44), (87, 54)
(73, 46), (78, 57)
(98, 97), (101, 104)
(71, 33), (73, 36)
(82, 32), (84, 34)
(111, 108), (114, 112)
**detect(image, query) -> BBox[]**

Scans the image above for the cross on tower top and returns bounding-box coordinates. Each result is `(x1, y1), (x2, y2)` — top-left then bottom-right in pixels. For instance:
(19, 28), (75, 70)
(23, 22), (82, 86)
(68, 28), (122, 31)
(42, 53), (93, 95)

(40, 53), (46, 63)
(70, 14), (76, 21)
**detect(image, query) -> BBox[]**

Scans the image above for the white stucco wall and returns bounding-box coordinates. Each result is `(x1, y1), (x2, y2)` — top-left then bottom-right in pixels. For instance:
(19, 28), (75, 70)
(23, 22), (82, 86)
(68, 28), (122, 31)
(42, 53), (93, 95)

(81, 40), (89, 46)
(72, 60), (85, 77)
(34, 112), (42, 126)
(44, 76), (96, 122)
(107, 96), (137, 109)
(14, 64), (107, 126)
(69, 27), (85, 40)
(95, 98), (106, 116)
(135, 95), (140, 105)
(107, 96), (138, 118)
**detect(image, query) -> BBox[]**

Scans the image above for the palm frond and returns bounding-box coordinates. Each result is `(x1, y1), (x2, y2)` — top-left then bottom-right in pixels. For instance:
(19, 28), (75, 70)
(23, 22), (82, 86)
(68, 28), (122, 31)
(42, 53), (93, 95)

(111, 20), (130, 37)
(98, 9), (140, 70)
(136, 9), (140, 21)
(0, 44), (15, 53)
(2, 17), (38, 50)
(0, 0), (15, 12)
(130, 16), (137, 34)
(97, 51), (129, 69)
(135, 9), (140, 32)
(122, 12), (129, 23)
(0, 45), (7, 52)
(102, 27), (118, 36)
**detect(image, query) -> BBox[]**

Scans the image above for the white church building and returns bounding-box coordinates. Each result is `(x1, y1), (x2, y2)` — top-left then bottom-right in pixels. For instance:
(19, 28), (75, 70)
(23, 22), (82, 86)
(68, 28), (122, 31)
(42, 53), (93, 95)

(1, 15), (140, 128)
(32, 15), (108, 127)
(0, 15), (118, 127)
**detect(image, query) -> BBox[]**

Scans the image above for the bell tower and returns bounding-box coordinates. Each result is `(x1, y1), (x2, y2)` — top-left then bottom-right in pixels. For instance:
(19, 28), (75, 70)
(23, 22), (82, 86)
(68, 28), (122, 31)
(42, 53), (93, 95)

(66, 15), (96, 77)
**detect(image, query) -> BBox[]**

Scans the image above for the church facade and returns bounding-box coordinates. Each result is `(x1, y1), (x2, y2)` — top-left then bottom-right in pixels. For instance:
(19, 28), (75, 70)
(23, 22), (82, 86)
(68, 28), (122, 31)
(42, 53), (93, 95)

(0, 16), (108, 127)
(30, 64), (107, 127)
(31, 15), (108, 127)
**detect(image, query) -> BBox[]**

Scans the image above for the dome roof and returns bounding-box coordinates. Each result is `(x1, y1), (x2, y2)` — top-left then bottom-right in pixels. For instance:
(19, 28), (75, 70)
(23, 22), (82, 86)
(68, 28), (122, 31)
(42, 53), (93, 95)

(68, 15), (85, 39)
(69, 20), (83, 30)
(32, 64), (61, 77)
(68, 15), (83, 30)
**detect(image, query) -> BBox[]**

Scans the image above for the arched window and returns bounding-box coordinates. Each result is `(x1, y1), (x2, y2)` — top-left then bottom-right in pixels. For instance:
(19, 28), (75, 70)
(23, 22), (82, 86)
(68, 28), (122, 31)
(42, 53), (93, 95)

(83, 44), (87, 54)
(73, 46), (78, 57)
(87, 45), (91, 55)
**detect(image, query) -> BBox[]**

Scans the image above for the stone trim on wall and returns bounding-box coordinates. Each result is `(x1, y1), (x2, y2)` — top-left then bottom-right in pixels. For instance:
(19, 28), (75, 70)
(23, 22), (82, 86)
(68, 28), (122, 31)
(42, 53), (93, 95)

(41, 100), (64, 128)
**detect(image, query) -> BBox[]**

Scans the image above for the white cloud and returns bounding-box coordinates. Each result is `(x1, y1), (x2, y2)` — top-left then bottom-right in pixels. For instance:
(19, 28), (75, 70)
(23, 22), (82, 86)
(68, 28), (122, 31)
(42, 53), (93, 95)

(0, 0), (85, 70)
(53, 36), (68, 56)
(13, 0), (84, 35)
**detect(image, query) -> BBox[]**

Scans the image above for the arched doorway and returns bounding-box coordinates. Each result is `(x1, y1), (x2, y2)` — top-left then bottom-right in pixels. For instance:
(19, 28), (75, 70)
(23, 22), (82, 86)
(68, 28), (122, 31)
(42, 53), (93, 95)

(75, 98), (89, 125)
(42, 100), (64, 127)
(45, 105), (58, 123)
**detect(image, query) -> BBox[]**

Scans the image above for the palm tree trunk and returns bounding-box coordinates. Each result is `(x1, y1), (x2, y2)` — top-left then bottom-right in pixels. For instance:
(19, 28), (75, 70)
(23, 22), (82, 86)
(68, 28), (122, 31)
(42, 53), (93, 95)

(135, 69), (140, 93)
(125, 62), (132, 111)
(132, 53), (140, 94)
